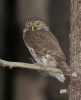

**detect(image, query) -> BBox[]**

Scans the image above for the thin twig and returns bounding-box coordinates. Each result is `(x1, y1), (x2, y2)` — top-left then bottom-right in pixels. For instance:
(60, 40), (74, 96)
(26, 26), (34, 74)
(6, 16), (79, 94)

(0, 59), (63, 74)
(60, 89), (67, 94)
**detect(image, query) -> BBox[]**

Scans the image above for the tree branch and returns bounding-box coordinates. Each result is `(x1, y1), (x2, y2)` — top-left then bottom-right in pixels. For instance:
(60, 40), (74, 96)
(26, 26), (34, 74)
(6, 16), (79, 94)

(0, 59), (77, 78)
(60, 89), (67, 94)
(0, 59), (63, 74)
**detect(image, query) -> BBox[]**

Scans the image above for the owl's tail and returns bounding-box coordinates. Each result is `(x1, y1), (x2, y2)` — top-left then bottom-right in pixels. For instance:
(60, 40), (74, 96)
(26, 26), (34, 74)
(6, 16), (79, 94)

(49, 72), (65, 82)
(39, 69), (65, 82)
(39, 71), (65, 82)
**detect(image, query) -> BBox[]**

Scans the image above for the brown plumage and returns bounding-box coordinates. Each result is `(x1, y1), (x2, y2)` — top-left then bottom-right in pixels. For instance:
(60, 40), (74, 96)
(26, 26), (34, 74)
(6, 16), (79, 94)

(23, 30), (66, 61)
(23, 17), (69, 82)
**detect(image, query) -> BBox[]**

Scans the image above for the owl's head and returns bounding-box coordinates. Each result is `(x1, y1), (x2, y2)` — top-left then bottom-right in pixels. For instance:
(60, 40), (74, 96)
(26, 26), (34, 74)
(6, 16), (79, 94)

(23, 17), (49, 33)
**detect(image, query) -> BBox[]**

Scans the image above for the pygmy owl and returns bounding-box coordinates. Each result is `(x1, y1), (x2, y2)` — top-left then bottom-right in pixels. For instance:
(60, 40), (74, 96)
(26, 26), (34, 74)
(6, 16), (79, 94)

(23, 17), (67, 82)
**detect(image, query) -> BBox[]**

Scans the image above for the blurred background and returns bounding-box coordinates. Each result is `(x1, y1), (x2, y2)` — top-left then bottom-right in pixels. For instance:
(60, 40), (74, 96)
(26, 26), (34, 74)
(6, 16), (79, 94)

(0, 0), (70, 100)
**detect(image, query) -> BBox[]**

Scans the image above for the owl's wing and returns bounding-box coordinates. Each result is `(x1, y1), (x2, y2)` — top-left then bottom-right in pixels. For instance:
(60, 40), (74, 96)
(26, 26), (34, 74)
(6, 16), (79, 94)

(28, 30), (66, 61)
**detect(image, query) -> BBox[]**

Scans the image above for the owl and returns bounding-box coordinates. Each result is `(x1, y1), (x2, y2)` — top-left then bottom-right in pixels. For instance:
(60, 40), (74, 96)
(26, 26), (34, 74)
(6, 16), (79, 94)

(23, 17), (67, 82)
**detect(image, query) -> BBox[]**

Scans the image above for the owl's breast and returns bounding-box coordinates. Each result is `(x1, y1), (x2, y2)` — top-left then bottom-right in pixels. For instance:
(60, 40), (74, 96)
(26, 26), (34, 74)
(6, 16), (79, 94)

(23, 30), (66, 62)
(23, 30), (46, 51)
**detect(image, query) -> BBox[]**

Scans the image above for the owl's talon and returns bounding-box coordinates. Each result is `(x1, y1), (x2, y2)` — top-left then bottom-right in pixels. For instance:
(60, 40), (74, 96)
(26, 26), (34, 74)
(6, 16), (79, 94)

(29, 58), (37, 64)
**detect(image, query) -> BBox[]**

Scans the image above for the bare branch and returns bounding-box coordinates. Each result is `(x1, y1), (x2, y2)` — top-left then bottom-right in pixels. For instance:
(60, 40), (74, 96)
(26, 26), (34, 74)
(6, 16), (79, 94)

(60, 89), (67, 94)
(70, 72), (78, 77)
(0, 59), (63, 74)
(0, 59), (78, 77)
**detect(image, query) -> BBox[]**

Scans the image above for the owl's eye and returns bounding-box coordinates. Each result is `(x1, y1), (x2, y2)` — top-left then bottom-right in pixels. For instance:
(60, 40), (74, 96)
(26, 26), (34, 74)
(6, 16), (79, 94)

(36, 22), (40, 26)
(26, 22), (31, 27)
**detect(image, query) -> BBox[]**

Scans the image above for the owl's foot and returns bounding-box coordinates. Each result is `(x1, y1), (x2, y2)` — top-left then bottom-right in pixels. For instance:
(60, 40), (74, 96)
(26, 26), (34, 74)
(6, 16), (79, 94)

(29, 58), (37, 64)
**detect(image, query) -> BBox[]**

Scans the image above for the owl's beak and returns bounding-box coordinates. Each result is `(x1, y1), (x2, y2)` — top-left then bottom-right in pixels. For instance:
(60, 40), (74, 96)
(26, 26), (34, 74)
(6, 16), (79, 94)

(31, 25), (34, 31)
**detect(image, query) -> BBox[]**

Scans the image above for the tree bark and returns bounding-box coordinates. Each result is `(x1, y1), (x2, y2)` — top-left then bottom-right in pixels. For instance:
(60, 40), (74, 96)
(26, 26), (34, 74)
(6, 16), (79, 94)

(69, 0), (81, 100)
